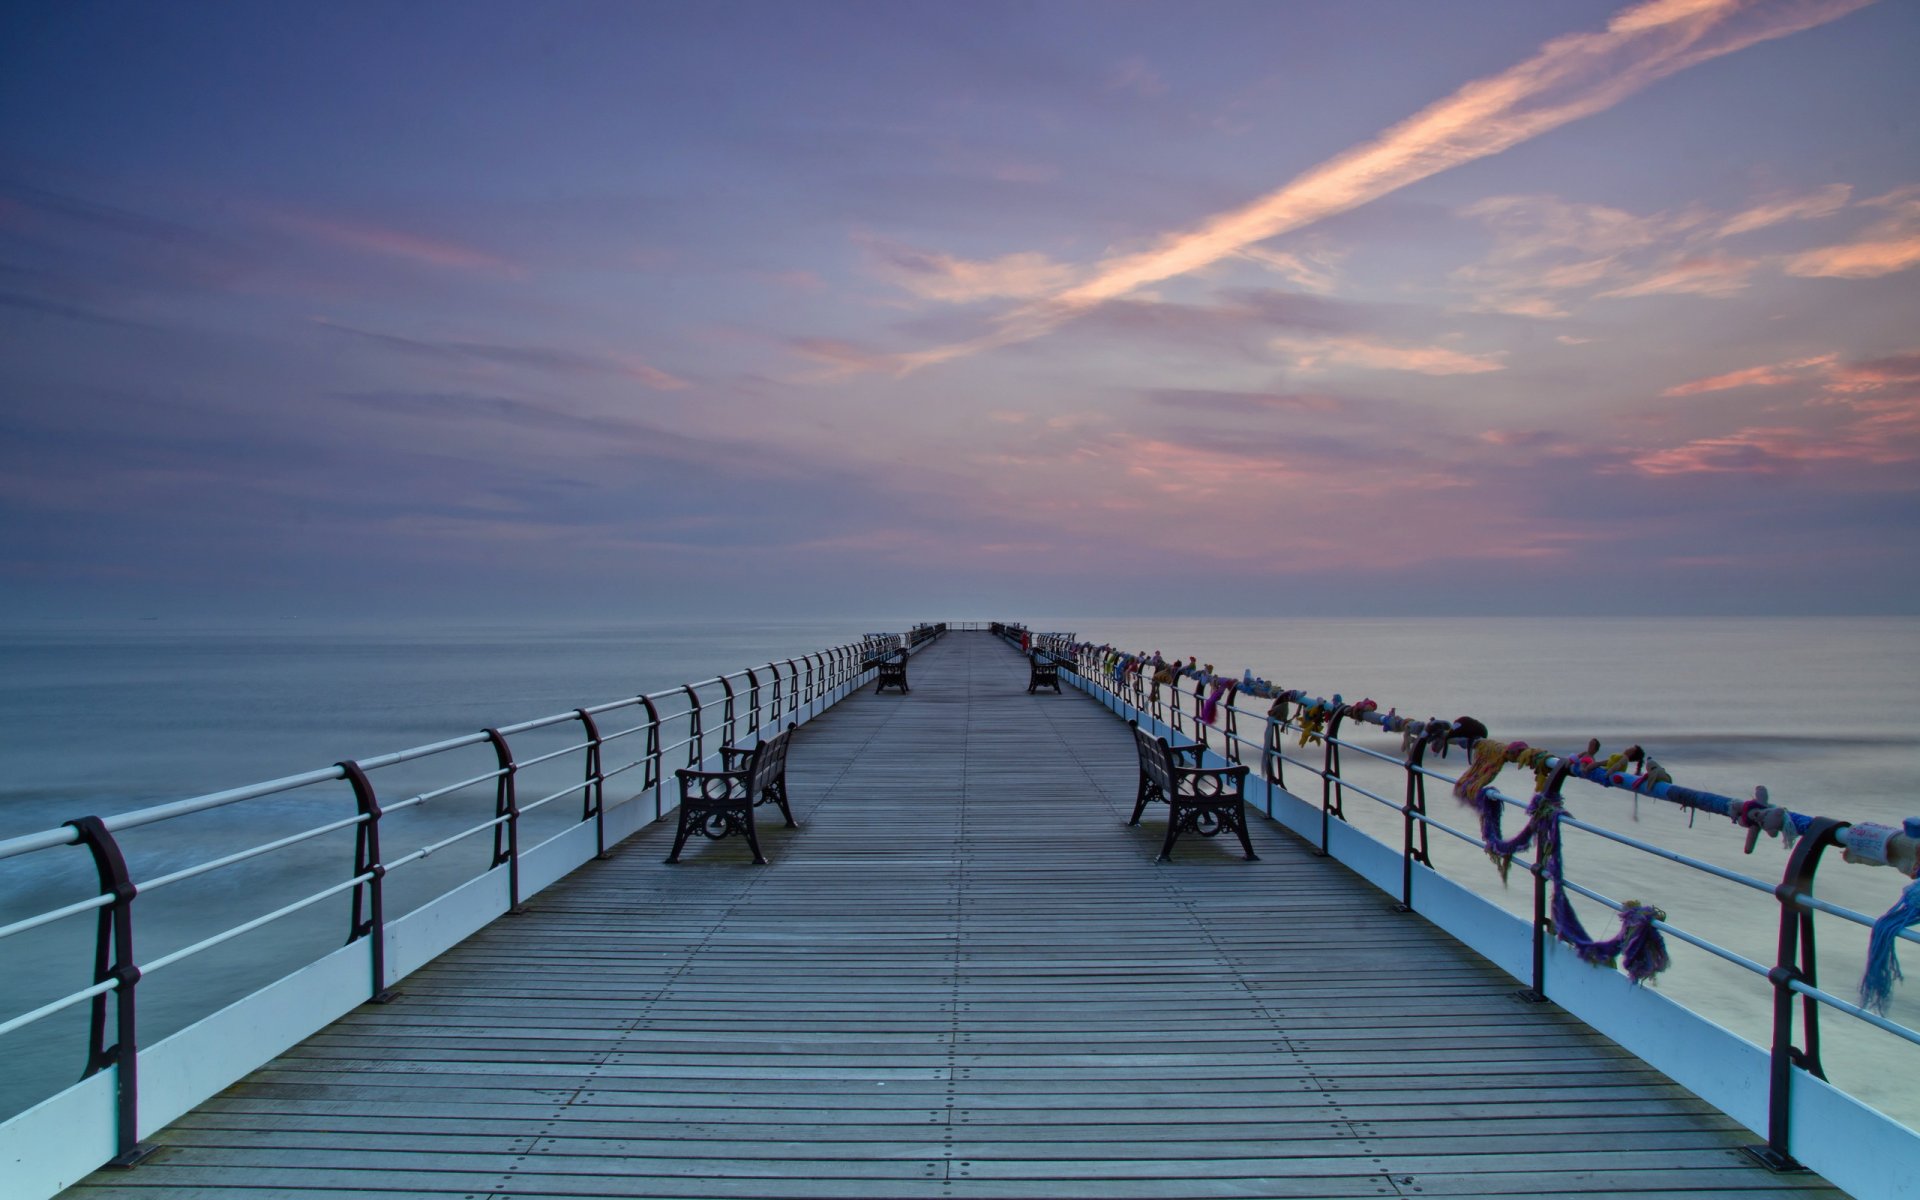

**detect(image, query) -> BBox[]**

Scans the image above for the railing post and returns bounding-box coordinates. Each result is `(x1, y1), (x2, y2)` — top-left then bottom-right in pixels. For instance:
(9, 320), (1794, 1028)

(745, 669), (762, 738)
(65, 815), (157, 1167)
(784, 659), (800, 720)
(683, 684), (704, 768)
(1261, 699), (1288, 812)
(1517, 761), (1573, 1003)
(718, 678), (737, 749)
(637, 694), (663, 820)
(1318, 704), (1350, 856)
(768, 661), (785, 724)
(1221, 685), (1241, 764)
(1397, 739), (1433, 913)
(483, 728), (526, 915)
(574, 709), (608, 860)
(340, 761), (398, 1002)
(1746, 815), (1848, 1173)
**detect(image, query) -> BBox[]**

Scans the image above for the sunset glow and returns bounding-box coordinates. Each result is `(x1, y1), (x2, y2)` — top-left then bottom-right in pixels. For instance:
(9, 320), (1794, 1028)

(1, 0), (1915, 616)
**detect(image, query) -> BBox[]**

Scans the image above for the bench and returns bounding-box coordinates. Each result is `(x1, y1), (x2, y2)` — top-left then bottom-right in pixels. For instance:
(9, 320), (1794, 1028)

(667, 722), (798, 864)
(873, 652), (909, 694)
(1027, 652), (1061, 694)
(1128, 720), (1258, 862)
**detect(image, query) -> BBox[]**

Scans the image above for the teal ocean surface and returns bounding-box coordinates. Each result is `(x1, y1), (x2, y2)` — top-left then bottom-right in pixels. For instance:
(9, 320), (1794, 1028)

(2, 616), (1917, 1126)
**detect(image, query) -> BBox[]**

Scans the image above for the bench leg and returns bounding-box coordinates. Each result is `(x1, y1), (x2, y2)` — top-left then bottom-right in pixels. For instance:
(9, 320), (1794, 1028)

(742, 813), (769, 865)
(1155, 816), (1180, 864)
(1128, 774), (1156, 826)
(765, 781), (798, 828)
(1231, 806), (1260, 861)
(665, 809), (694, 863)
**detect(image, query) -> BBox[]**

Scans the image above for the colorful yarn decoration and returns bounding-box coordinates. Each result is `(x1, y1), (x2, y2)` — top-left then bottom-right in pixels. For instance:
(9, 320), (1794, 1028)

(1860, 879), (1920, 1016)
(1505, 790), (1672, 984)
(1200, 680), (1228, 725)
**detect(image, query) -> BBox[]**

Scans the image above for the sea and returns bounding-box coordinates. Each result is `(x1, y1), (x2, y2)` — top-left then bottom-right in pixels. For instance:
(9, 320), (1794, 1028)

(2, 615), (1917, 1129)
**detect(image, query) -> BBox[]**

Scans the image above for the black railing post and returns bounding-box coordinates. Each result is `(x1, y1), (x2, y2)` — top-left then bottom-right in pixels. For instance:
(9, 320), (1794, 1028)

(718, 678), (737, 750)
(1318, 704), (1349, 856)
(1221, 685), (1241, 764)
(784, 659), (800, 720)
(745, 669), (762, 737)
(483, 728), (526, 915)
(1746, 815), (1848, 1173)
(1261, 700), (1287, 816)
(340, 761), (398, 1002)
(637, 694), (663, 820)
(574, 709), (608, 860)
(769, 661), (785, 722)
(1517, 761), (1573, 1003)
(1397, 739), (1432, 913)
(683, 684), (704, 768)
(65, 816), (157, 1167)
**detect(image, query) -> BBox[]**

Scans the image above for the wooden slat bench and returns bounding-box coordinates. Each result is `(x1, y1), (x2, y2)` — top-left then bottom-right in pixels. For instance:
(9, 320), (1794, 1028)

(872, 652), (909, 693)
(667, 721), (797, 864)
(1128, 719), (1258, 862)
(1027, 652), (1062, 693)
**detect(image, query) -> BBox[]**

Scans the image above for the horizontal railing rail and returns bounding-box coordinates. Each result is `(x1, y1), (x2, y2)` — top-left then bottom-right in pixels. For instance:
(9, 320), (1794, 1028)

(1054, 633), (1918, 1184)
(0, 626), (952, 1194)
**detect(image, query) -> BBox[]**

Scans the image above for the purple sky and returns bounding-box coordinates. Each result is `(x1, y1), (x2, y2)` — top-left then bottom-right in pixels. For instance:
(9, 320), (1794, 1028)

(3, 0), (1917, 618)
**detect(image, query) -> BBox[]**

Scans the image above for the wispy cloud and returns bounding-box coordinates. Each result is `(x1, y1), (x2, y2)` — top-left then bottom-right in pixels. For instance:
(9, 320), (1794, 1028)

(1717, 183), (1852, 237)
(1633, 347), (1920, 474)
(259, 207), (519, 274)
(859, 235), (1077, 303)
(316, 319), (689, 388)
(1457, 182), (1851, 310)
(1597, 251), (1760, 297)
(1785, 185), (1920, 279)
(1275, 334), (1507, 375)
(1106, 56), (1169, 99)
(1663, 354), (1838, 395)
(897, 0), (1872, 370)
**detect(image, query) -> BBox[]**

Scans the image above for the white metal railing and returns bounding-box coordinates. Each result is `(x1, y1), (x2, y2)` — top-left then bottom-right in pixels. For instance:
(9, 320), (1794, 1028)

(0, 626), (953, 1196)
(1038, 630), (1919, 1198)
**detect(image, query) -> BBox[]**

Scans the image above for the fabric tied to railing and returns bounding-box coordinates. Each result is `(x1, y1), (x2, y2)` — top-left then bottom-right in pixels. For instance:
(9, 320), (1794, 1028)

(1200, 680), (1228, 725)
(1455, 758), (1671, 985)
(1861, 878), (1920, 1016)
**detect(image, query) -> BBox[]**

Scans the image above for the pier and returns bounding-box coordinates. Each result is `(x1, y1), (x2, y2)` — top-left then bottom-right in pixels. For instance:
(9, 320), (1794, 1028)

(48, 632), (1847, 1199)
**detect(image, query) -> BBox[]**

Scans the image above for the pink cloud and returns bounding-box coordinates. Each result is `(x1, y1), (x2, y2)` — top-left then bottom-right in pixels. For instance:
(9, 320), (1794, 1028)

(1629, 426), (1914, 474)
(1662, 354), (1837, 395)
(1717, 183), (1852, 237)
(788, 337), (900, 379)
(1598, 252), (1758, 298)
(1276, 334), (1506, 375)
(898, 0), (1868, 369)
(859, 235), (1077, 304)
(1785, 185), (1920, 279)
(261, 208), (518, 274)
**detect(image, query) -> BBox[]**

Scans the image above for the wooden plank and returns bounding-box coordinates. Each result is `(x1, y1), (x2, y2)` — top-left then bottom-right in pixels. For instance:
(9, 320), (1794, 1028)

(63, 632), (1847, 1200)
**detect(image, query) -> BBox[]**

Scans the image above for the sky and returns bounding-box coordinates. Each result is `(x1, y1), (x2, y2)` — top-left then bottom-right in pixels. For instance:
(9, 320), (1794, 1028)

(2, 0), (1917, 620)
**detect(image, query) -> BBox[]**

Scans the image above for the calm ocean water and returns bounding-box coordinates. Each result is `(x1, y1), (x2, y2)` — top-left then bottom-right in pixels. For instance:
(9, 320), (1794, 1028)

(2, 616), (1916, 1126)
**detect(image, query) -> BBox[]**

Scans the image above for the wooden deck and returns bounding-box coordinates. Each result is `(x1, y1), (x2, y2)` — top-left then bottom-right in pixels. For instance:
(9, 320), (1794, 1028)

(68, 631), (1844, 1199)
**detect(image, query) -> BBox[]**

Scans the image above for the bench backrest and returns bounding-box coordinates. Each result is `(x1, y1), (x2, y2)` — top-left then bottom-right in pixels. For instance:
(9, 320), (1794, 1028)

(1130, 721), (1175, 794)
(749, 724), (793, 800)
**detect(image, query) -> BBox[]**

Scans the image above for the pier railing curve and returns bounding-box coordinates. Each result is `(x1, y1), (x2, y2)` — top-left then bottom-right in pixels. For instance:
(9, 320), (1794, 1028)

(0, 624), (949, 1199)
(1034, 629), (1919, 1200)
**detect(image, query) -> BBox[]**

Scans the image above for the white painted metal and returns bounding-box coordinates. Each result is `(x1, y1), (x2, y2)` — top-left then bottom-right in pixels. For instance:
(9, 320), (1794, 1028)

(1061, 663), (1918, 1200)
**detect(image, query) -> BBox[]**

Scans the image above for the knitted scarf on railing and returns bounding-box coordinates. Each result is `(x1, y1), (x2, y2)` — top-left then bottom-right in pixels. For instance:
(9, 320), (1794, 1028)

(1200, 680), (1228, 725)
(1457, 777), (1672, 984)
(1861, 878), (1920, 1016)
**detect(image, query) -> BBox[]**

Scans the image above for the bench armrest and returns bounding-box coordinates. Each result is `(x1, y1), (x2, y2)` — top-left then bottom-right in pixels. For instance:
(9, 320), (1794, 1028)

(1166, 742), (1209, 763)
(676, 766), (749, 784)
(717, 745), (754, 768)
(1169, 762), (1250, 795)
